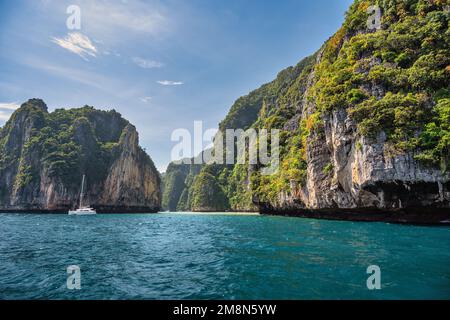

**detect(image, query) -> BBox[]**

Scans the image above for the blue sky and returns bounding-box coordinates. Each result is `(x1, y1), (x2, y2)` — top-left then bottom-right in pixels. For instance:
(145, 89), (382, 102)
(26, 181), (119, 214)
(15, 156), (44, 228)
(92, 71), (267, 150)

(0, 0), (353, 172)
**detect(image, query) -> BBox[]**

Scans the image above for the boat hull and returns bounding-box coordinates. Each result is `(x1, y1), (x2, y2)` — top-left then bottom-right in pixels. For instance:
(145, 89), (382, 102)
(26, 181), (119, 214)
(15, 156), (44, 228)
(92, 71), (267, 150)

(68, 209), (97, 215)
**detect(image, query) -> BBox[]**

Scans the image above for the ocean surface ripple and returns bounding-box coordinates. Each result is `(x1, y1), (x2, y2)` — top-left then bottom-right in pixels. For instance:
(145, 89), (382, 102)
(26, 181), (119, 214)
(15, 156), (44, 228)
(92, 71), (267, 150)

(0, 213), (449, 300)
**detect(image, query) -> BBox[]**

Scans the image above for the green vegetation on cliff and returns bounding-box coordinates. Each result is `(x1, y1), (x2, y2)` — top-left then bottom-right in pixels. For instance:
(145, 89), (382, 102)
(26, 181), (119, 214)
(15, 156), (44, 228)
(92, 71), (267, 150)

(162, 162), (190, 211)
(0, 100), (129, 189)
(161, 160), (203, 211)
(312, 0), (450, 169)
(192, 53), (317, 210)
(163, 0), (449, 212)
(191, 168), (229, 212)
(0, 99), (160, 211)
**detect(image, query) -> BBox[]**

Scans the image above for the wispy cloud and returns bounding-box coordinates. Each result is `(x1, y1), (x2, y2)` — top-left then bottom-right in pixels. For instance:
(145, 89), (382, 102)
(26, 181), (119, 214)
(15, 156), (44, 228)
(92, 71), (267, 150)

(0, 102), (20, 111)
(0, 102), (20, 122)
(19, 56), (148, 102)
(157, 80), (184, 86)
(133, 57), (164, 69)
(51, 32), (97, 60)
(85, 1), (169, 36)
(40, 0), (171, 44)
(140, 96), (152, 103)
(20, 55), (115, 94)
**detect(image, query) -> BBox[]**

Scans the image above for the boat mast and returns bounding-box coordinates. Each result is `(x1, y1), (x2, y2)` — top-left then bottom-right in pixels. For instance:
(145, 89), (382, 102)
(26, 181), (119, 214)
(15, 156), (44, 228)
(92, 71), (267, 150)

(80, 174), (85, 208)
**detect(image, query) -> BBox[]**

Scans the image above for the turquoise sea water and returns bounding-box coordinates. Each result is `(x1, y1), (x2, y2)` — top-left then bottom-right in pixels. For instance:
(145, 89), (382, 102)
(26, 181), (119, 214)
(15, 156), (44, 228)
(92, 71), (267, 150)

(0, 212), (449, 300)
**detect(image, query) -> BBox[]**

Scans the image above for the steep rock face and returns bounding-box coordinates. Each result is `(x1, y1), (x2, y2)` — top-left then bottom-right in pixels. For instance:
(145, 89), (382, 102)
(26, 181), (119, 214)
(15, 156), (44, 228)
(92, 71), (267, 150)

(308, 108), (449, 210)
(161, 162), (191, 211)
(190, 170), (229, 212)
(0, 99), (161, 213)
(163, 54), (318, 212)
(161, 155), (205, 211)
(256, 0), (450, 223)
(267, 105), (450, 223)
(165, 0), (449, 223)
(99, 124), (160, 212)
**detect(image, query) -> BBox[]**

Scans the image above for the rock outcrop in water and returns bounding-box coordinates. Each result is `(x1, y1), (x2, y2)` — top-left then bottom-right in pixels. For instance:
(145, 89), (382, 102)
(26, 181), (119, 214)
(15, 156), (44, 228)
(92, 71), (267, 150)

(164, 0), (450, 223)
(0, 99), (161, 213)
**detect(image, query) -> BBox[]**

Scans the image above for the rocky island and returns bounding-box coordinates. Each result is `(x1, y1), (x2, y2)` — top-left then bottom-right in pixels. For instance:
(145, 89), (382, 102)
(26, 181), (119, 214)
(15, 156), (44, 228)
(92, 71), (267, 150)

(163, 0), (450, 224)
(0, 99), (161, 213)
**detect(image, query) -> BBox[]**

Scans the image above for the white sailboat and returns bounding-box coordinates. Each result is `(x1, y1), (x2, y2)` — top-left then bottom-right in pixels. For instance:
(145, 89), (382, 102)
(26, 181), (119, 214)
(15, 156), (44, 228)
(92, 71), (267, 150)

(68, 175), (97, 215)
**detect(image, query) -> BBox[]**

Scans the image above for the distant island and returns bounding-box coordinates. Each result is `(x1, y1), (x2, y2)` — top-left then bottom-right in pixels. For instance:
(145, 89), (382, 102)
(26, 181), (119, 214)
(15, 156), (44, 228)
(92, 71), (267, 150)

(162, 0), (450, 224)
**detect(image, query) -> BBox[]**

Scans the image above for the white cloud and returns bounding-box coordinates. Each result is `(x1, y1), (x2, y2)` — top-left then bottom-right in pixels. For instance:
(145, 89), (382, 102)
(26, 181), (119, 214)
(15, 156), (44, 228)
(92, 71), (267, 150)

(40, 0), (170, 44)
(51, 32), (97, 60)
(19, 57), (152, 102)
(157, 80), (184, 86)
(0, 102), (20, 111)
(21, 56), (115, 94)
(0, 103), (19, 122)
(133, 57), (164, 69)
(140, 96), (152, 103)
(85, 1), (168, 36)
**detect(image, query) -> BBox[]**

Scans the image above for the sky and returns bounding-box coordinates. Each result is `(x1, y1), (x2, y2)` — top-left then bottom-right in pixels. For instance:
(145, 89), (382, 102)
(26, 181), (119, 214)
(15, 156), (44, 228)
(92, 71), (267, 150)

(0, 0), (353, 172)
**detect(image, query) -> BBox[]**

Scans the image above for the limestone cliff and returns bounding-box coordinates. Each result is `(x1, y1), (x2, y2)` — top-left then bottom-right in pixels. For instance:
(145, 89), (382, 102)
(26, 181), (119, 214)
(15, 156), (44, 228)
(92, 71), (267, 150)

(161, 155), (206, 212)
(0, 99), (161, 213)
(164, 0), (450, 223)
(256, 0), (450, 224)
